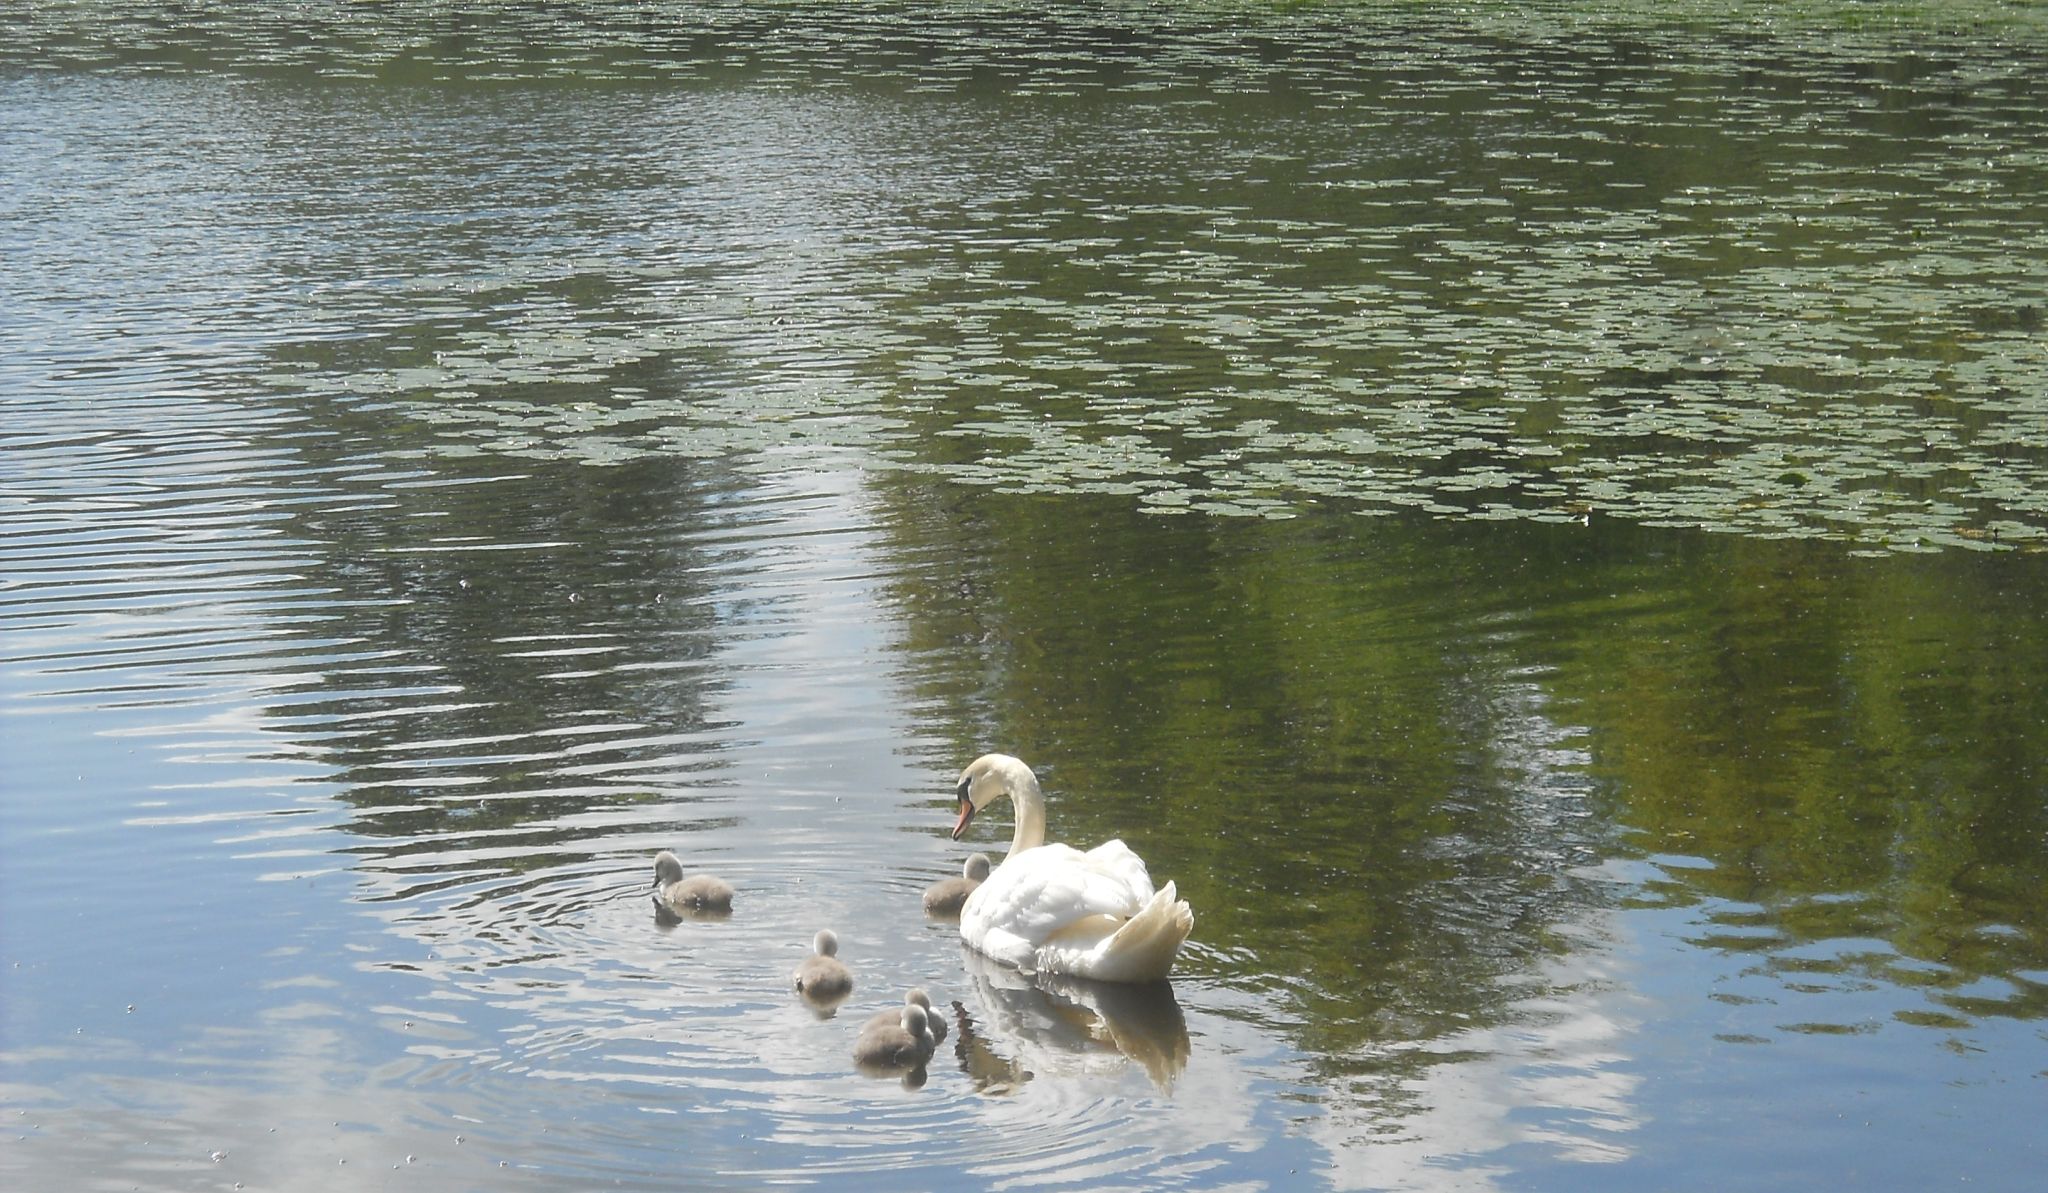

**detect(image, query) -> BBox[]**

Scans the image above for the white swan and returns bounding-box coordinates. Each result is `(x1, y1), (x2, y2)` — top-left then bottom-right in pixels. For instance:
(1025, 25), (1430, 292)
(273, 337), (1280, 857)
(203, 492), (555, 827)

(949, 754), (1193, 983)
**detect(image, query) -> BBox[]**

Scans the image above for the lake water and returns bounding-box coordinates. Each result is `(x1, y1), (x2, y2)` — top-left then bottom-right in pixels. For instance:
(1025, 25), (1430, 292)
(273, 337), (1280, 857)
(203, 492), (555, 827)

(3, 2), (2046, 1189)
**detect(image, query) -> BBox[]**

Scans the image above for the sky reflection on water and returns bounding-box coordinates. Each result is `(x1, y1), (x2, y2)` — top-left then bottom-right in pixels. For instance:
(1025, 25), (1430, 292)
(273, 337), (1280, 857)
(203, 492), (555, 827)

(6, 430), (2043, 1188)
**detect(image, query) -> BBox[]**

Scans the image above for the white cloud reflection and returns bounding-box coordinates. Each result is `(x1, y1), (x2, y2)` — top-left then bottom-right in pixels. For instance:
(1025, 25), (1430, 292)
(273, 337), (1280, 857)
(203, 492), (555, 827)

(1307, 909), (1647, 1191)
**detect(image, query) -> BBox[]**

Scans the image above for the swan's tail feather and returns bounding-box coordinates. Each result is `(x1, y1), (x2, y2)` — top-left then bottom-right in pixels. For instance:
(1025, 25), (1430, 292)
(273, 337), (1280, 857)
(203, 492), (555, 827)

(1069, 881), (1193, 983)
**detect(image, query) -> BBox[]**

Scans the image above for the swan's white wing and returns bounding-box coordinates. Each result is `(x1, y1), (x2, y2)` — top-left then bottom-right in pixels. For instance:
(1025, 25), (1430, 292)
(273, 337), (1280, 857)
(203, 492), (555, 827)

(1070, 839), (1159, 906)
(992, 841), (1154, 920)
(963, 840), (1162, 968)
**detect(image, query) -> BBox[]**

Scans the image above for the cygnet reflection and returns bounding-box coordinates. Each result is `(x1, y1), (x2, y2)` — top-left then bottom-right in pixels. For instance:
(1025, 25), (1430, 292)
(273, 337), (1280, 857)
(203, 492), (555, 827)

(949, 945), (1190, 1094)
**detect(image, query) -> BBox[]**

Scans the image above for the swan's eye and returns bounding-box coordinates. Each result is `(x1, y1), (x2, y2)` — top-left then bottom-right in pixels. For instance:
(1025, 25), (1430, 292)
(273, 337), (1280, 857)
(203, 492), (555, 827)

(955, 777), (971, 803)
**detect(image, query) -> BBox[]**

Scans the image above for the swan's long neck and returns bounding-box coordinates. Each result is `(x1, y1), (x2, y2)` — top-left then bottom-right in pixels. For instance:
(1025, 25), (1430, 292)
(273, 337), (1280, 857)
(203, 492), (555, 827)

(1007, 771), (1047, 855)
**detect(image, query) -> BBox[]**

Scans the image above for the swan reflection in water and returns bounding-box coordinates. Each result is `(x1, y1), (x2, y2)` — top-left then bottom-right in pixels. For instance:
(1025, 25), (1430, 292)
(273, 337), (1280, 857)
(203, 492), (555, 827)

(947, 946), (1190, 1094)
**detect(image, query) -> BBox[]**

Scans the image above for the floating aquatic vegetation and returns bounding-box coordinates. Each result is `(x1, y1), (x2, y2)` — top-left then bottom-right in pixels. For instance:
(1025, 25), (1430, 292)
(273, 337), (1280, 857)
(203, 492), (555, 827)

(14, 1), (2047, 554)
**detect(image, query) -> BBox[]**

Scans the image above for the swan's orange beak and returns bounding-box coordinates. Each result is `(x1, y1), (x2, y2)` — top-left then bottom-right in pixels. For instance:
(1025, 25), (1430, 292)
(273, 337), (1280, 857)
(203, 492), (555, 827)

(951, 796), (975, 840)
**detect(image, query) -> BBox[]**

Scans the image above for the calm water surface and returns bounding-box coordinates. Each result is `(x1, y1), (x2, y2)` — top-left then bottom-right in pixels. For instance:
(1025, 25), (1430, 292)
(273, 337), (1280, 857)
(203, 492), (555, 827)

(4, 3), (2046, 1190)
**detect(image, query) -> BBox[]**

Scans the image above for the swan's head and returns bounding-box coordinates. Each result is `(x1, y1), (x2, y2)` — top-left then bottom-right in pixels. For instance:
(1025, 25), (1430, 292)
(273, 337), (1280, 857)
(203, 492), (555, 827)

(813, 929), (839, 957)
(653, 849), (684, 886)
(952, 754), (1037, 840)
(905, 987), (933, 1012)
(963, 852), (993, 882)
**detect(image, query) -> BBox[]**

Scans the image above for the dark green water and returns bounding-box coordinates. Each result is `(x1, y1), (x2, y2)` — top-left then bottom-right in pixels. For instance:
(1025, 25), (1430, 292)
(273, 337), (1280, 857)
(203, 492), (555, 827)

(3, 3), (2046, 1189)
